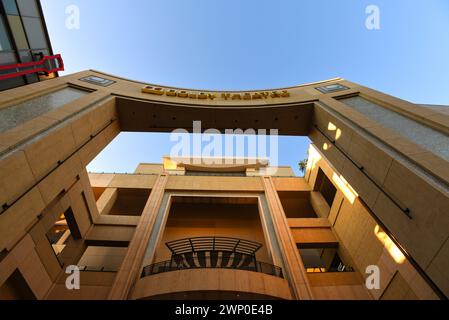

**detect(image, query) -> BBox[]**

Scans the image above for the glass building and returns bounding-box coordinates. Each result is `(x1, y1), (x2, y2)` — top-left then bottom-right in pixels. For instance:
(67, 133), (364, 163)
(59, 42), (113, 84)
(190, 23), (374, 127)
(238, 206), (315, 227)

(0, 0), (57, 91)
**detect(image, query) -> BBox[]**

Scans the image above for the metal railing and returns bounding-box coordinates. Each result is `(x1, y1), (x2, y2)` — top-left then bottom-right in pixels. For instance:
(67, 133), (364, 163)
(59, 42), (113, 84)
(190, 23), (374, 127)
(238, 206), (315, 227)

(77, 265), (118, 272)
(165, 236), (262, 256)
(141, 250), (283, 279)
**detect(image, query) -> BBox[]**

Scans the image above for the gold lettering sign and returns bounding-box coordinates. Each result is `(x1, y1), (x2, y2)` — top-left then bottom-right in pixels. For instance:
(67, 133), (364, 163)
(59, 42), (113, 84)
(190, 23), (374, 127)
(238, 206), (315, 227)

(142, 86), (290, 100)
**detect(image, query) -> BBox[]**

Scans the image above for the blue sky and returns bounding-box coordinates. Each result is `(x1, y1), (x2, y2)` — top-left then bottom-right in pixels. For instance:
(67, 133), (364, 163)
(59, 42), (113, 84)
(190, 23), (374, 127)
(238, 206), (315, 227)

(41, 0), (449, 175)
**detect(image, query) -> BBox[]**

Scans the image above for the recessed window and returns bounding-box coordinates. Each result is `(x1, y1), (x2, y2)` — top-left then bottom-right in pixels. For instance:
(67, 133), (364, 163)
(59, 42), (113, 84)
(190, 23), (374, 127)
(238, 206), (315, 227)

(314, 168), (337, 207)
(277, 191), (318, 218)
(46, 207), (81, 265)
(80, 76), (116, 87)
(298, 245), (353, 273)
(316, 84), (349, 94)
(46, 213), (71, 264)
(0, 86), (88, 133)
(339, 95), (449, 162)
(103, 188), (150, 216)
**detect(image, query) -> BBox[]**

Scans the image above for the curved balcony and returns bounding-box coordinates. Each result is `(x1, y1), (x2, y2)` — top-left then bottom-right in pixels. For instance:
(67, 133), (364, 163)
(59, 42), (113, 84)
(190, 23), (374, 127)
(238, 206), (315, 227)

(141, 237), (283, 278)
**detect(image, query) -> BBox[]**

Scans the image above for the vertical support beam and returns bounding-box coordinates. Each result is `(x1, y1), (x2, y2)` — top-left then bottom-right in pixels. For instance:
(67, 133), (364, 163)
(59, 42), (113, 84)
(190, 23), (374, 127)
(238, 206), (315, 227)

(107, 174), (168, 300)
(261, 176), (314, 300)
(96, 188), (118, 215)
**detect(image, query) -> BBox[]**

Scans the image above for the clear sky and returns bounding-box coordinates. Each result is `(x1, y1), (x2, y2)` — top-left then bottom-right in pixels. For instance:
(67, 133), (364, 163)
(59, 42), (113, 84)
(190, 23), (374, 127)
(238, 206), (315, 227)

(41, 0), (449, 175)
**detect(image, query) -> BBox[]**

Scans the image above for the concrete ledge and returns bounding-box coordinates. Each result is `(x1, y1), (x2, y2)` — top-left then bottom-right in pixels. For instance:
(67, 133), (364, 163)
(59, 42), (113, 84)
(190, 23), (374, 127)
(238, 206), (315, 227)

(131, 268), (292, 300)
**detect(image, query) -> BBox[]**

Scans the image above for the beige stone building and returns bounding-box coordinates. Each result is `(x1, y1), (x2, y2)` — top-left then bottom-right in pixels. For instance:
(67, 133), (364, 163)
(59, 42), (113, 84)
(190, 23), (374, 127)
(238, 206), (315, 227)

(0, 70), (448, 300)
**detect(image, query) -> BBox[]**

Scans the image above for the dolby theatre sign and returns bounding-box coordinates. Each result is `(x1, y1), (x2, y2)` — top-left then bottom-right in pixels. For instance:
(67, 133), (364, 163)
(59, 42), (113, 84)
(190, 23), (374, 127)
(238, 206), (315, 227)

(142, 85), (290, 101)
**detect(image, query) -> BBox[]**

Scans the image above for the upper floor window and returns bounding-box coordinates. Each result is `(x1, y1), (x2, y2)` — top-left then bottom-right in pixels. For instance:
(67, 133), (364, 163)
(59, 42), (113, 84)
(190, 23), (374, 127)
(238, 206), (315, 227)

(316, 84), (349, 94)
(314, 168), (337, 207)
(80, 75), (116, 87)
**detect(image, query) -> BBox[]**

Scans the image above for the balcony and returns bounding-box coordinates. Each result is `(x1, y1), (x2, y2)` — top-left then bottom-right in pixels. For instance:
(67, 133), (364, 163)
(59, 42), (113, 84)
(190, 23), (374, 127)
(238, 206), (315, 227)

(141, 237), (283, 279)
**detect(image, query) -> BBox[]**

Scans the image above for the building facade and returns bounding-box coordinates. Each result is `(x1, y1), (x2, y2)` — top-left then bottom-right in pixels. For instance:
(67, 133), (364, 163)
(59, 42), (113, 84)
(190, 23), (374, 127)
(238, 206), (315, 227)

(0, 70), (448, 300)
(0, 0), (58, 91)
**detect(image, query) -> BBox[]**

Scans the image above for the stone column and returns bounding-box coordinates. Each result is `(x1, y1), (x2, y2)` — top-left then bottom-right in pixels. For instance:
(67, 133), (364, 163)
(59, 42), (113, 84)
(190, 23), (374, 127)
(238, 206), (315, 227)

(261, 176), (314, 300)
(108, 174), (168, 300)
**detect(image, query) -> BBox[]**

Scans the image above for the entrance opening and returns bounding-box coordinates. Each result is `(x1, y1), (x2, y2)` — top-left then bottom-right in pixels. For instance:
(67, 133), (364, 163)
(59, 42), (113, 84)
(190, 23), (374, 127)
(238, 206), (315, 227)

(154, 196), (271, 264)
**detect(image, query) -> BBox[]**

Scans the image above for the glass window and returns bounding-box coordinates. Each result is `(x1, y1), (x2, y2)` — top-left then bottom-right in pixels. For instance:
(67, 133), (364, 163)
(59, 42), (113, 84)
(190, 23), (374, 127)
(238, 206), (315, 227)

(0, 16), (13, 51)
(0, 87), (89, 132)
(0, 77), (25, 91)
(18, 50), (32, 62)
(22, 17), (47, 49)
(0, 52), (20, 90)
(31, 48), (48, 58)
(316, 84), (349, 94)
(0, 51), (16, 65)
(7, 15), (29, 49)
(16, 0), (40, 17)
(80, 75), (116, 87)
(340, 96), (449, 162)
(2, 0), (19, 15)
(24, 73), (38, 83)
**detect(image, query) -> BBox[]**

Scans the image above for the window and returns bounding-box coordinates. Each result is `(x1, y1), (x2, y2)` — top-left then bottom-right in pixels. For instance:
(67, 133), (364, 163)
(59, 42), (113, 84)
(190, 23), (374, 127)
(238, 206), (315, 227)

(46, 213), (71, 263)
(16, 0), (40, 17)
(6, 15), (28, 49)
(0, 86), (88, 133)
(18, 50), (32, 62)
(316, 84), (349, 94)
(339, 95), (449, 162)
(2, 0), (19, 15)
(0, 51), (16, 65)
(46, 207), (82, 264)
(298, 245), (353, 273)
(0, 16), (13, 51)
(80, 76), (116, 87)
(0, 76), (25, 91)
(314, 168), (337, 207)
(22, 16), (47, 49)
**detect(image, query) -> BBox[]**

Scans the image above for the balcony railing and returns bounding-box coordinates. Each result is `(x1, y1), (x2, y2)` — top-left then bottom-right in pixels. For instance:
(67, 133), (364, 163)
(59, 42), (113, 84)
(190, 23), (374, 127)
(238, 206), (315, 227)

(165, 236), (262, 256)
(77, 265), (118, 272)
(141, 237), (283, 279)
(141, 252), (283, 278)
